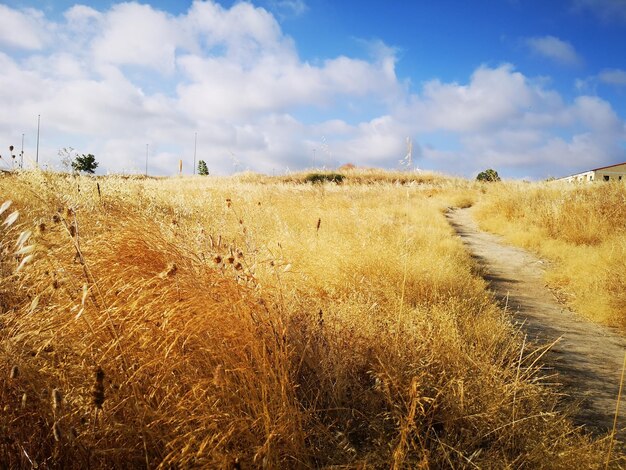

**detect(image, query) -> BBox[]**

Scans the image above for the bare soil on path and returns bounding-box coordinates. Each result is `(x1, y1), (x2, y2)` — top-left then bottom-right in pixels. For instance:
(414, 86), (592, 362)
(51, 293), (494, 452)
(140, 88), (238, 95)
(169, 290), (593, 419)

(446, 207), (626, 444)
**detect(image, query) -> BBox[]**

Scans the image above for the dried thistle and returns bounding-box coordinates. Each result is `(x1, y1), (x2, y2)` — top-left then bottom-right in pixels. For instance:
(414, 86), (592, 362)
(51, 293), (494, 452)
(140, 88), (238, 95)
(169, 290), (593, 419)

(68, 224), (76, 237)
(234, 262), (243, 271)
(92, 367), (105, 409)
(213, 255), (223, 264)
(52, 214), (61, 224)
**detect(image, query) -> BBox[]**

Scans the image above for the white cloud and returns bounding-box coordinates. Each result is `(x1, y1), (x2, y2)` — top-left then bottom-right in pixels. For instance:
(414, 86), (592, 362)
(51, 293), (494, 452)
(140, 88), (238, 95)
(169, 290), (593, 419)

(267, 0), (308, 18)
(0, 2), (623, 180)
(599, 68), (626, 86)
(92, 3), (180, 73)
(525, 35), (582, 66)
(0, 5), (51, 50)
(402, 65), (534, 133)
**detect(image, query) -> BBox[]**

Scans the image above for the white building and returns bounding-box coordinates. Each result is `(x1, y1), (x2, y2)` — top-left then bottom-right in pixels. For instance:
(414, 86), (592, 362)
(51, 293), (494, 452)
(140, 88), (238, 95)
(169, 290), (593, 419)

(558, 162), (626, 183)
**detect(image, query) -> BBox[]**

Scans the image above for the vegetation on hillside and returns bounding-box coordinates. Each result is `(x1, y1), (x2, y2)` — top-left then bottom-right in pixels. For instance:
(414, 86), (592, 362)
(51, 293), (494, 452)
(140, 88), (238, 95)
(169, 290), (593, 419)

(0, 170), (612, 468)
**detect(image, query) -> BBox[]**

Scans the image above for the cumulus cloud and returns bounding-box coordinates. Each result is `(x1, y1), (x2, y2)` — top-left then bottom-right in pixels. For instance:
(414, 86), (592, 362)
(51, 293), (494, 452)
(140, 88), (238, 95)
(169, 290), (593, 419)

(525, 35), (582, 66)
(0, 5), (51, 50)
(92, 3), (181, 74)
(0, 1), (624, 180)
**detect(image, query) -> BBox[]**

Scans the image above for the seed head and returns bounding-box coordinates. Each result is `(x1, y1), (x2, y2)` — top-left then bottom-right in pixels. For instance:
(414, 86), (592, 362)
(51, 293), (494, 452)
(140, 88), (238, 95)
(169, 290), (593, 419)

(52, 388), (62, 411)
(52, 214), (61, 224)
(53, 422), (62, 442)
(92, 367), (105, 409)
(213, 255), (222, 264)
(213, 365), (225, 387)
(68, 224), (76, 237)
(159, 263), (177, 279)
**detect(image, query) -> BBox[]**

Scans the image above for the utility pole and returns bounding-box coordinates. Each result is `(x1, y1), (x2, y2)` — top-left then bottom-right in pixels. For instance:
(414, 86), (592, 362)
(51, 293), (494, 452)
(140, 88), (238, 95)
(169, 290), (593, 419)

(193, 132), (197, 175)
(145, 143), (149, 176)
(36, 114), (40, 166)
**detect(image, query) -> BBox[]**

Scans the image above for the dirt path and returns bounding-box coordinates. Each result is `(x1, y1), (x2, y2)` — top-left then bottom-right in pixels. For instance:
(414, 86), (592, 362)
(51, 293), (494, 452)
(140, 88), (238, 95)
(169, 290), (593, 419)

(446, 207), (626, 442)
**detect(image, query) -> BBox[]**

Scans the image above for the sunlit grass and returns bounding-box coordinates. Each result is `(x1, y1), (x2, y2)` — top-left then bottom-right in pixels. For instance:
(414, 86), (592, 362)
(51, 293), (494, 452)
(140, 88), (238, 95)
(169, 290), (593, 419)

(0, 169), (610, 468)
(474, 181), (626, 326)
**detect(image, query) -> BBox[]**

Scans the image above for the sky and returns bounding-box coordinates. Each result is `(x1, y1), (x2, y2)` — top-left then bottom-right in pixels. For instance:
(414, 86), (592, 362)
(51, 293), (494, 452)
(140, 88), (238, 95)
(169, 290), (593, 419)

(0, 0), (625, 179)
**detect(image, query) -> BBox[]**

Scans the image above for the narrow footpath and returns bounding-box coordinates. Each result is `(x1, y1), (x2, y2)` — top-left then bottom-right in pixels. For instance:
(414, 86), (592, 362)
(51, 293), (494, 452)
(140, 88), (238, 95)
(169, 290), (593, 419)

(446, 207), (626, 442)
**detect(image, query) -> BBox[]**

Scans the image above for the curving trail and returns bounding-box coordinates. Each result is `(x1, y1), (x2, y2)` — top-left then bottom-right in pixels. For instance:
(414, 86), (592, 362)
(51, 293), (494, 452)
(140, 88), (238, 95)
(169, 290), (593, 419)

(446, 207), (626, 442)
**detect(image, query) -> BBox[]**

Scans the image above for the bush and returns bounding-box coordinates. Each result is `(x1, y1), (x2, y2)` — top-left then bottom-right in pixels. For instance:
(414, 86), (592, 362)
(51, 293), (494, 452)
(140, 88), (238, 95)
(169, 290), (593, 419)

(476, 169), (500, 182)
(304, 173), (345, 184)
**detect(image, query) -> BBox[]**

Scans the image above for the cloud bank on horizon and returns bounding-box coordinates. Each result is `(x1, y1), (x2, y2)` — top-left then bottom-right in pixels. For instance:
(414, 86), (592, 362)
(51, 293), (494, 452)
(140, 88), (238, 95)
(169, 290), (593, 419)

(0, 0), (625, 179)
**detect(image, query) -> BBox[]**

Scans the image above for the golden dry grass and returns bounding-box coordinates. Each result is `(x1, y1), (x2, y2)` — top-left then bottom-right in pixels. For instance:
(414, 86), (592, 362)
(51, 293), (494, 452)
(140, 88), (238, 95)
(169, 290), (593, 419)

(0, 170), (613, 468)
(474, 181), (626, 327)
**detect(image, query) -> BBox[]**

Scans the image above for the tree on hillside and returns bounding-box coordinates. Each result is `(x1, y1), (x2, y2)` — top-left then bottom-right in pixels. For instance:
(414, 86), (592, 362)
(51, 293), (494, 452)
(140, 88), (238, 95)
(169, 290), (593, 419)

(198, 160), (209, 176)
(476, 168), (500, 182)
(71, 154), (99, 174)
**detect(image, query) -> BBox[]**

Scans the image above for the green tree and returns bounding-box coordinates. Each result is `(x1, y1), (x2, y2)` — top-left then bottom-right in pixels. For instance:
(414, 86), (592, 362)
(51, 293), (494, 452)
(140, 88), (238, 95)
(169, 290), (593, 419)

(198, 160), (209, 176)
(476, 168), (500, 182)
(71, 154), (99, 174)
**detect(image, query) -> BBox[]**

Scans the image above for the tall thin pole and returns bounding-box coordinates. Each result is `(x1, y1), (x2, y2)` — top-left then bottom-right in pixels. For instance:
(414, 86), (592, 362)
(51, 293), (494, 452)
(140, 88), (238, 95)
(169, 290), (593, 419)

(35, 114), (40, 166)
(145, 144), (149, 176)
(20, 133), (24, 169)
(193, 132), (197, 175)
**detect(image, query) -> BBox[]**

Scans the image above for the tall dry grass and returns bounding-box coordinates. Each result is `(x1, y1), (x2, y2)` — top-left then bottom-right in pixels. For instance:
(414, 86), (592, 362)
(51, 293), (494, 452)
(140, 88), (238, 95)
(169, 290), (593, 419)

(474, 181), (626, 327)
(0, 170), (613, 467)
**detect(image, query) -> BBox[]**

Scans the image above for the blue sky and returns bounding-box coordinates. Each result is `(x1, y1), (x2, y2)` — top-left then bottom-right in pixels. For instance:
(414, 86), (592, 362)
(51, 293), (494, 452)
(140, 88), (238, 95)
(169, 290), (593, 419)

(0, 0), (625, 178)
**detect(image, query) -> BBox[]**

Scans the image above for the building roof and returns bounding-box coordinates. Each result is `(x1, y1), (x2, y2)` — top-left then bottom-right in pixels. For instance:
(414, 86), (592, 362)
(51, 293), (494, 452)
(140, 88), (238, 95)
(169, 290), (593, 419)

(591, 161), (626, 172)
(557, 161), (626, 180)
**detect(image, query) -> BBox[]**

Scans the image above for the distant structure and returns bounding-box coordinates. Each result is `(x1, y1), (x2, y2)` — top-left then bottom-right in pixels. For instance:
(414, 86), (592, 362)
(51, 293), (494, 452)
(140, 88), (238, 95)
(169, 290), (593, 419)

(558, 161), (626, 183)
(400, 137), (420, 171)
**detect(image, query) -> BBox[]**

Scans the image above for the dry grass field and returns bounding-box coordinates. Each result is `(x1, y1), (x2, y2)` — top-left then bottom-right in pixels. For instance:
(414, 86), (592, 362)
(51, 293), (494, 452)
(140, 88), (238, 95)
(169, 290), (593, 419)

(475, 181), (626, 327)
(0, 170), (613, 468)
